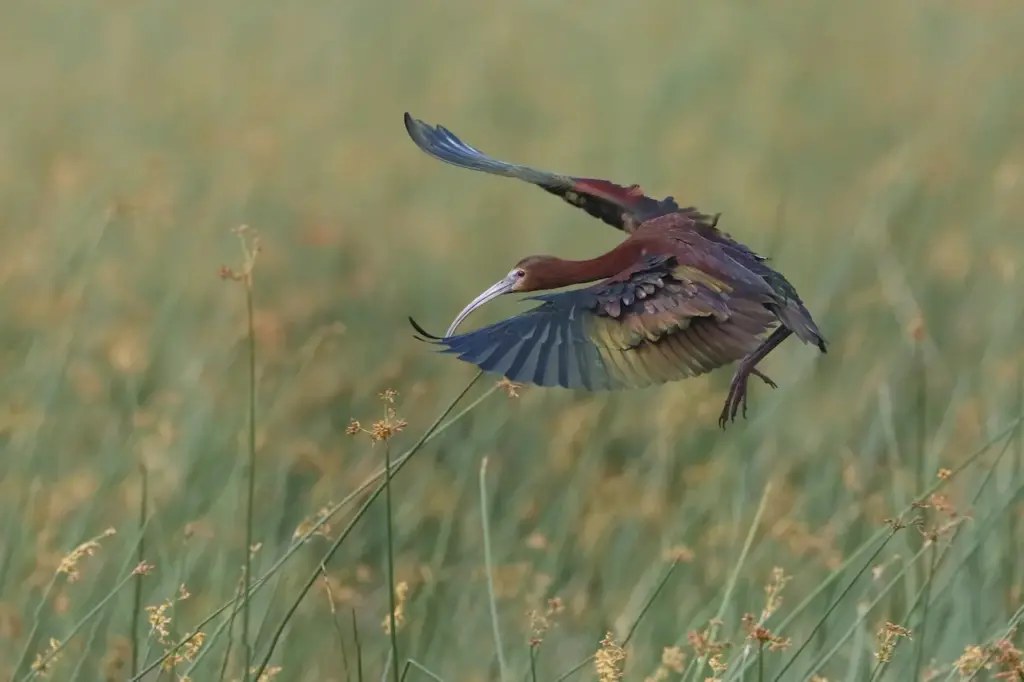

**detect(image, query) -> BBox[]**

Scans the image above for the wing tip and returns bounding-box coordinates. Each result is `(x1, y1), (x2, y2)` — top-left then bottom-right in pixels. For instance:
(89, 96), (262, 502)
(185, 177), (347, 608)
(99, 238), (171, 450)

(403, 112), (432, 145)
(403, 111), (471, 164)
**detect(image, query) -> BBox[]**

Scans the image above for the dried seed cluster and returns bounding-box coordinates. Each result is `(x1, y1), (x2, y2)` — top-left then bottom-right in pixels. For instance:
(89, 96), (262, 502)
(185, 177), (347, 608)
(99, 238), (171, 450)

(145, 584), (207, 676)
(595, 631), (626, 682)
(382, 581), (410, 635)
(874, 621), (912, 663)
(528, 596), (565, 647)
(346, 390), (408, 443)
(953, 631), (1024, 679)
(57, 527), (116, 582)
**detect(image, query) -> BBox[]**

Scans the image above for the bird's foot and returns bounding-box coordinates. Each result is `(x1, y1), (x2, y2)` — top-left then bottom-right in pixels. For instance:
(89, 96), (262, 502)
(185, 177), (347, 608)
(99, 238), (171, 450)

(752, 368), (777, 389)
(719, 364), (764, 429)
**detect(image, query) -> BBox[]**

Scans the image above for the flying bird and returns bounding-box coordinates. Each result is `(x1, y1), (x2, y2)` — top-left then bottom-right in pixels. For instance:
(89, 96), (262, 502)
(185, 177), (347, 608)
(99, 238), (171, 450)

(403, 112), (827, 428)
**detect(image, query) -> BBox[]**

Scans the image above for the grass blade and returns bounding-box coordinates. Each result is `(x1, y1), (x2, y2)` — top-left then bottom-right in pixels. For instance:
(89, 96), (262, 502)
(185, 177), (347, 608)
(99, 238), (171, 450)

(130, 465), (148, 680)
(353, 608), (364, 682)
(384, 440), (401, 682)
(479, 456), (508, 682)
(236, 227), (260, 682)
(214, 574), (245, 681)
(406, 658), (447, 682)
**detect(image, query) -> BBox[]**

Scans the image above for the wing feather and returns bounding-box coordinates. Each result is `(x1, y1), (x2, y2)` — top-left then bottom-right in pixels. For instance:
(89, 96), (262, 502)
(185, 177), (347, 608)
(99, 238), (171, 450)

(414, 254), (781, 389)
(690, 323), (729, 366)
(507, 319), (548, 382)
(669, 332), (710, 375)
(639, 335), (681, 379)
(555, 323), (573, 388)
(572, 321), (603, 390)
(405, 112), (684, 232)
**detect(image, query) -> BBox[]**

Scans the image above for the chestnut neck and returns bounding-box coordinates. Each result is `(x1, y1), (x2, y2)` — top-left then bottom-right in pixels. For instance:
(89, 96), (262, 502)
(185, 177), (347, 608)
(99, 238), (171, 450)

(528, 240), (644, 291)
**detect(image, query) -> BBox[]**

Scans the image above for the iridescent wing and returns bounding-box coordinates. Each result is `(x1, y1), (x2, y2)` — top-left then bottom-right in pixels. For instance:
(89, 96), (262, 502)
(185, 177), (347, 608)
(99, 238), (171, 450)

(404, 112), (683, 232)
(641, 213), (828, 352)
(410, 255), (778, 390)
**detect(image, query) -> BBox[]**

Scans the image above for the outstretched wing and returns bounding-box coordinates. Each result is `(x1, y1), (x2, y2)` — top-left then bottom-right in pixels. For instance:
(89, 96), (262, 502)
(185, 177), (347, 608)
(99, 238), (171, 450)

(410, 256), (778, 390)
(404, 112), (682, 233)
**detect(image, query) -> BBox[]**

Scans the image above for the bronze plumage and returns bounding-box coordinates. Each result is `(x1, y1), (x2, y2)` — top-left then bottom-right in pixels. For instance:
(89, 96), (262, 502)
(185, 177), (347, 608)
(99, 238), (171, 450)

(404, 113), (827, 428)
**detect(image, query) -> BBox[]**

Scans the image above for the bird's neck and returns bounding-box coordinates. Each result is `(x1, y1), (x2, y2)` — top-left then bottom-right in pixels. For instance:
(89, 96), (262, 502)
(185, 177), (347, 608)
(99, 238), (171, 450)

(534, 240), (644, 290)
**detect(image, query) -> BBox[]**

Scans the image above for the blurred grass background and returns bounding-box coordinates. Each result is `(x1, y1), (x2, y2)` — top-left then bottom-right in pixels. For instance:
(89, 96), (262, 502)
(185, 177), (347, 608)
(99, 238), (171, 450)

(2, 0), (1024, 679)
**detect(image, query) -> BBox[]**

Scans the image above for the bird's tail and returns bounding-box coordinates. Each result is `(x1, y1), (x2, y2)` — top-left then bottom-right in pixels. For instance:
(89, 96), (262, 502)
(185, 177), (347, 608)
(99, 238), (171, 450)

(773, 299), (827, 353)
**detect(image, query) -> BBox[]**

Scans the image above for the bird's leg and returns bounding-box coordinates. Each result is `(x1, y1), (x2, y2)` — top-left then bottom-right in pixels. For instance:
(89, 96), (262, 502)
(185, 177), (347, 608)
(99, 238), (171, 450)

(719, 327), (792, 429)
(752, 368), (777, 389)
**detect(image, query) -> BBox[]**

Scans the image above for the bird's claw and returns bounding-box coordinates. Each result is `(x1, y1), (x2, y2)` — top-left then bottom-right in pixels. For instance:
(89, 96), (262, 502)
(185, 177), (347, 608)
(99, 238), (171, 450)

(719, 365), (774, 429)
(752, 369), (777, 389)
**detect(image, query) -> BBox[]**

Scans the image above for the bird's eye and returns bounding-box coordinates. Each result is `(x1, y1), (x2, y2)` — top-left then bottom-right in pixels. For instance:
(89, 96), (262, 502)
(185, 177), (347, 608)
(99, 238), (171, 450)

(514, 269), (526, 278)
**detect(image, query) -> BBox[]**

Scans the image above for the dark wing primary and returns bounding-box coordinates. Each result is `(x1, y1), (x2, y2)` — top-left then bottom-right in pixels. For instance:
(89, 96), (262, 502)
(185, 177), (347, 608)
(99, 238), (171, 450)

(404, 112), (682, 232)
(410, 256), (778, 390)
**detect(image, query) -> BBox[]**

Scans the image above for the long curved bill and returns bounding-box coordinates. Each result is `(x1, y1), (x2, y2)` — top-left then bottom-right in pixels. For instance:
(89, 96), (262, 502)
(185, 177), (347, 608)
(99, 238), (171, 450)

(445, 272), (519, 338)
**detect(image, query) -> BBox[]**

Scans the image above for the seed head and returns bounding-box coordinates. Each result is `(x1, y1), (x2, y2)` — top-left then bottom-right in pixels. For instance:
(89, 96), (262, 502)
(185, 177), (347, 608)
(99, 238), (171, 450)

(382, 581), (409, 635)
(874, 621), (912, 663)
(370, 412), (407, 442)
(132, 561), (155, 576)
(883, 516), (908, 532)
(687, 619), (730, 659)
(708, 653), (728, 678)
(57, 527), (116, 582)
(990, 634), (1024, 678)
(660, 645), (686, 672)
(761, 566), (791, 620)
(741, 613), (791, 651)
(145, 583), (192, 645)
(346, 391), (408, 444)
(162, 631), (206, 671)
(528, 596), (565, 647)
(954, 645), (989, 677)
(595, 632), (626, 682)
(30, 638), (62, 677)
(146, 601), (172, 643)
(496, 378), (522, 398)
(294, 504), (334, 542)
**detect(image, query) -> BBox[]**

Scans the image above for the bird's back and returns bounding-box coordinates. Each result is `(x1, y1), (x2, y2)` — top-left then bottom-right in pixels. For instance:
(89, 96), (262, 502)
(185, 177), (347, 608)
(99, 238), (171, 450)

(636, 212), (827, 352)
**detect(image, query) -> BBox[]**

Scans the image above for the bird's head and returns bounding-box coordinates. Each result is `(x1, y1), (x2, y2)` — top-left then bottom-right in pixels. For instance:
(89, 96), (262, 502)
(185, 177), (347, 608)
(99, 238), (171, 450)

(443, 255), (561, 338)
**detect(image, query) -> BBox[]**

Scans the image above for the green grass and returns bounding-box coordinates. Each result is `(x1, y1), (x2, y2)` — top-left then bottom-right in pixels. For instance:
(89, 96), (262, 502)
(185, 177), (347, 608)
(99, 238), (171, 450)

(2, 0), (1024, 679)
